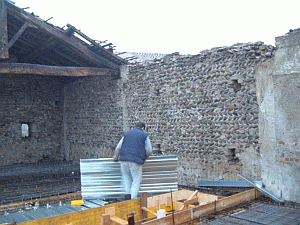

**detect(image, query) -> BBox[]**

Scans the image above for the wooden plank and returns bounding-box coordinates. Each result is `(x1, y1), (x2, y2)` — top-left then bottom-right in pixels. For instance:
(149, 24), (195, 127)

(0, 63), (117, 76)
(141, 207), (157, 216)
(8, 21), (29, 48)
(155, 200), (160, 210)
(179, 190), (198, 210)
(110, 216), (128, 225)
(5, 3), (124, 70)
(105, 207), (116, 216)
(0, 0), (8, 59)
(166, 197), (171, 207)
(19, 198), (141, 225)
(183, 196), (198, 208)
(101, 214), (111, 225)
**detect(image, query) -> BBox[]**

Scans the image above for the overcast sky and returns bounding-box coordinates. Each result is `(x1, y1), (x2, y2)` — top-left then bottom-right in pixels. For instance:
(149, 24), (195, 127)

(13, 0), (300, 55)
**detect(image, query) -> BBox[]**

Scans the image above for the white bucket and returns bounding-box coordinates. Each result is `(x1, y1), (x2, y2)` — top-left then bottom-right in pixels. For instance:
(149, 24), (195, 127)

(157, 209), (166, 219)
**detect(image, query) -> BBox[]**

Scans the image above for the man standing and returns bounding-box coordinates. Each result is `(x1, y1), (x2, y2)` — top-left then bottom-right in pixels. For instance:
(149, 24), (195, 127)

(113, 122), (152, 199)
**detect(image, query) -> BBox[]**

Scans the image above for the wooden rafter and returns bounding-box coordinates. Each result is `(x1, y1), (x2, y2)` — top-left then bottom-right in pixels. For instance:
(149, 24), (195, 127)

(0, 0), (8, 59)
(5, 2), (123, 70)
(8, 21), (29, 48)
(19, 36), (56, 62)
(0, 63), (118, 76)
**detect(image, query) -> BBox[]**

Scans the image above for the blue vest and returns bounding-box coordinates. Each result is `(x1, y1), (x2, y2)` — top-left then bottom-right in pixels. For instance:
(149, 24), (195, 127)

(119, 127), (148, 164)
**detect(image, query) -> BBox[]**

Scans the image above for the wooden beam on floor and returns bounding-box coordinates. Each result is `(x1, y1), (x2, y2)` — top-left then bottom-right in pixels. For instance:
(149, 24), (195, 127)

(0, 63), (118, 76)
(0, 0), (8, 59)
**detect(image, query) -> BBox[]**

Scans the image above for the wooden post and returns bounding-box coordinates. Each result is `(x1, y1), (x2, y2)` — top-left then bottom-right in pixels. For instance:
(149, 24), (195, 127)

(128, 213), (134, 225)
(155, 200), (160, 210)
(0, 0), (8, 59)
(166, 196), (172, 207)
(140, 192), (147, 219)
(101, 213), (111, 225)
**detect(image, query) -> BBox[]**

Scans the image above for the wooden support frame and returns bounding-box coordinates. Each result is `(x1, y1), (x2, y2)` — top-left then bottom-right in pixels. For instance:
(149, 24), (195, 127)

(18, 36), (57, 63)
(179, 190), (198, 210)
(103, 207), (128, 225)
(140, 192), (148, 219)
(8, 21), (29, 49)
(0, 0), (8, 59)
(7, 189), (261, 225)
(137, 189), (261, 225)
(0, 63), (118, 77)
(5, 2), (124, 70)
(141, 207), (157, 217)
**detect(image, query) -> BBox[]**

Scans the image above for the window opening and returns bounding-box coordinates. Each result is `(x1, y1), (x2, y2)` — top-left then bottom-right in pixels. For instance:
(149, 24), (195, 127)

(21, 123), (30, 137)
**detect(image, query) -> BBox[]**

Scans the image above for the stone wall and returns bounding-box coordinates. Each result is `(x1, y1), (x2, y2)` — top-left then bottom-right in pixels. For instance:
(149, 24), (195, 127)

(122, 42), (275, 186)
(62, 76), (123, 162)
(256, 29), (300, 203)
(0, 75), (64, 165)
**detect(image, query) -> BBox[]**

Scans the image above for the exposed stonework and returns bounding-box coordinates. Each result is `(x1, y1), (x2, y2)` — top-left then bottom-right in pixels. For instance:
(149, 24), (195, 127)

(0, 75), (64, 165)
(121, 42), (275, 186)
(63, 76), (123, 161)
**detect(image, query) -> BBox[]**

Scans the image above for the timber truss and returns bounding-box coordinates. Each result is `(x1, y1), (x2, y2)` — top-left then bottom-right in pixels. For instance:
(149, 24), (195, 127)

(0, 0), (126, 78)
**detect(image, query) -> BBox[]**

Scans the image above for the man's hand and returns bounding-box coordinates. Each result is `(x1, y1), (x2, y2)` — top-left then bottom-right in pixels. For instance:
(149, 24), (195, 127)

(113, 156), (118, 161)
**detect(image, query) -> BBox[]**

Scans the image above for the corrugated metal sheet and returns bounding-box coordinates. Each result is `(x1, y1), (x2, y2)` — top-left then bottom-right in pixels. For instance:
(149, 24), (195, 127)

(197, 180), (263, 188)
(80, 155), (178, 200)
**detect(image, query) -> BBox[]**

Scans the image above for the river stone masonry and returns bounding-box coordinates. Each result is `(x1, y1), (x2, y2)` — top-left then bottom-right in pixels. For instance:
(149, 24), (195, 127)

(121, 42), (275, 186)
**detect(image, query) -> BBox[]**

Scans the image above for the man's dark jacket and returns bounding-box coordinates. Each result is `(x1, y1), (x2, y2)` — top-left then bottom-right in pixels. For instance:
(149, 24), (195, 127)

(119, 127), (148, 164)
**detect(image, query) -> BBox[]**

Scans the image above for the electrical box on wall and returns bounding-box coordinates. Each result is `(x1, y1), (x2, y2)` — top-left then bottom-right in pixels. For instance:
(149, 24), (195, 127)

(21, 123), (30, 137)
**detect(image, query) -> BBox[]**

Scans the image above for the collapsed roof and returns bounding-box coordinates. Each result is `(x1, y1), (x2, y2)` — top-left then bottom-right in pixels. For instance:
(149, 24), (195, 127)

(0, 0), (127, 78)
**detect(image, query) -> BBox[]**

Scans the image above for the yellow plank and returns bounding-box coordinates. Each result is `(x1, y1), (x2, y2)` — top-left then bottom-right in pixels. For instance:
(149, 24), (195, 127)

(71, 200), (84, 206)
(18, 198), (141, 225)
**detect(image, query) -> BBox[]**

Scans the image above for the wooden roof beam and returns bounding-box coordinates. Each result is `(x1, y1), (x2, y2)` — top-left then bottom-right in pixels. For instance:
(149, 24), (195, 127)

(0, 0), (8, 59)
(5, 3), (123, 70)
(8, 21), (29, 49)
(19, 36), (56, 63)
(0, 63), (119, 77)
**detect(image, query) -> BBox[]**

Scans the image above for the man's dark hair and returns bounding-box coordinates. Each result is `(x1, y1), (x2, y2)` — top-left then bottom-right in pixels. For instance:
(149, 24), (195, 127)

(136, 122), (145, 129)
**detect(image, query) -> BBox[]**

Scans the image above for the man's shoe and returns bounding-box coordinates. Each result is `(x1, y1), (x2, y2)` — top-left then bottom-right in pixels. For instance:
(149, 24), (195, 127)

(124, 194), (131, 200)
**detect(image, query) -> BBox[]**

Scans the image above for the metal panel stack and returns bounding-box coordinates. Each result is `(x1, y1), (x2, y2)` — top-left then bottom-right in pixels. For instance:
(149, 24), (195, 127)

(80, 155), (178, 200)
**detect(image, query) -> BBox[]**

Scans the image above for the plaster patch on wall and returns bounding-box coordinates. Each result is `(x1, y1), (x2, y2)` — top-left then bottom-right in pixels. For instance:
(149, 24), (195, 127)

(259, 85), (275, 142)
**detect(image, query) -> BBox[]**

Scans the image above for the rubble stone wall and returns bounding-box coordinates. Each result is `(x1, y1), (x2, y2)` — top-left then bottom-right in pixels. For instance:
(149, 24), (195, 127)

(63, 76), (123, 162)
(122, 42), (275, 186)
(0, 75), (64, 165)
